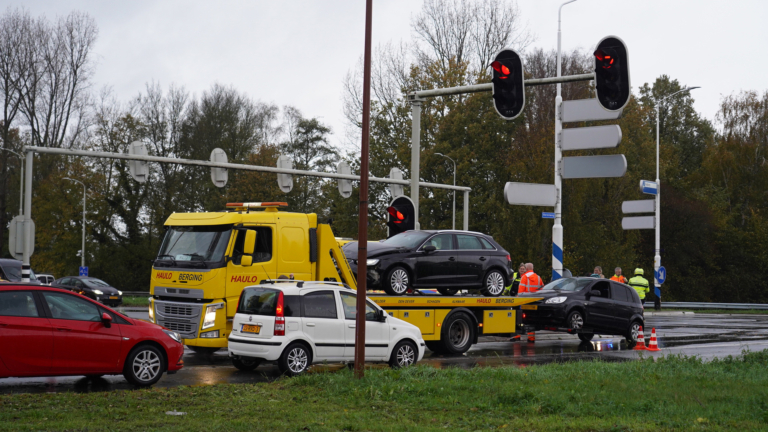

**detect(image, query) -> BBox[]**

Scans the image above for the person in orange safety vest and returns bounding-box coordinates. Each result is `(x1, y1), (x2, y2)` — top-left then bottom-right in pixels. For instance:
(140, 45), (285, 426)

(610, 267), (628, 284)
(519, 263), (544, 294)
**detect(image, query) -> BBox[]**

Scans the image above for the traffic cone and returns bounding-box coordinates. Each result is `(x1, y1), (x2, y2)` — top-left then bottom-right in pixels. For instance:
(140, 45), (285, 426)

(646, 328), (661, 352)
(633, 326), (647, 350)
(527, 332), (535, 343)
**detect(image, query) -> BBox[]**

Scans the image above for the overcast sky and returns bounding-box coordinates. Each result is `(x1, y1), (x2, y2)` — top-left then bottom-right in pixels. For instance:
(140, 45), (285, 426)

(10, 0), (768, 148)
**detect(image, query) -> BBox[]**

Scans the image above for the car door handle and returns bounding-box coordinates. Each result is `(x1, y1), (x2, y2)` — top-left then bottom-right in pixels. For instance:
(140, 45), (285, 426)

(56, 327), (72, 332)
(305, 323), (315, 327)
(348, 324), (356, 328)
(448, 257), (456, 261)
(479, 257), (486, 261)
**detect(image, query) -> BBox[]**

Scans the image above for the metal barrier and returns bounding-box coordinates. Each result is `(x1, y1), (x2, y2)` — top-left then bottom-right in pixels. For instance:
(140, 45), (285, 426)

(661, 302), (768, 310)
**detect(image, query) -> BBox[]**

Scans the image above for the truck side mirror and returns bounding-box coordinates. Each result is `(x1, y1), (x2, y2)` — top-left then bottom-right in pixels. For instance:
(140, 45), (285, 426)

(240, 255), (253, 266)
(244, 230), (257, 255)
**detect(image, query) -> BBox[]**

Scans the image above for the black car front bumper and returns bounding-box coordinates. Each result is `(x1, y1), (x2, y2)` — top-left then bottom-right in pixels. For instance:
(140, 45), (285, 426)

(520, 302), (569, 328)
(347, 260), (384, 290)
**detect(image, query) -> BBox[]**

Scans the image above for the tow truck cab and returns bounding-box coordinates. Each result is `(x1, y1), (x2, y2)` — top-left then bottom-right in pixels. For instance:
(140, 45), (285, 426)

(148, 202), (355, 351)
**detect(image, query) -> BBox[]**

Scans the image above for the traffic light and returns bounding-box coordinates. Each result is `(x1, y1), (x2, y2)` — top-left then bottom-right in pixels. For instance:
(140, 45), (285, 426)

(386, 196), (415, 238)
(490, 49), (525, 120)
(594, 36), (630, 111)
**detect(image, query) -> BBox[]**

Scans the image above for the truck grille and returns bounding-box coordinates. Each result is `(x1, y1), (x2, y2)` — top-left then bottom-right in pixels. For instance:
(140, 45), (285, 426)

(154, 300), (203, 339)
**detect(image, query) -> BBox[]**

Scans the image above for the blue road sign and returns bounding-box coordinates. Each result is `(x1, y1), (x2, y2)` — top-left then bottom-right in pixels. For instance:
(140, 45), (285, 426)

(640, 180), (658, 195)
(541, 212), (555, 219)
(79, 266), (89, 277)
(655, 266), (666, 285)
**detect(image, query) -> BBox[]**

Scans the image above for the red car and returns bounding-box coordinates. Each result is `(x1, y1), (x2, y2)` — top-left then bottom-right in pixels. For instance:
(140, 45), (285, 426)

(0, 285), (184, 386)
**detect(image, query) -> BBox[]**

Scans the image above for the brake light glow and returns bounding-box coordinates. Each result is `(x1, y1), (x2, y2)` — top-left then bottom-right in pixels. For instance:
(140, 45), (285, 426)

(506, 254), (511, 262)
(274, 291), (285, 336)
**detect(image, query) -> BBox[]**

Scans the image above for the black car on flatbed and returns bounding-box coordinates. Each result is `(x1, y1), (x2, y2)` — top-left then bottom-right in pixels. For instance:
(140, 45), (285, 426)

(518, 277), (644, 343)
(343, 230), (513, 297)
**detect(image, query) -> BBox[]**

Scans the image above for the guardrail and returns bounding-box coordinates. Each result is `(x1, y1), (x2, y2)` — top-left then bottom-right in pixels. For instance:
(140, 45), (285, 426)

(661, 302), (768, 310)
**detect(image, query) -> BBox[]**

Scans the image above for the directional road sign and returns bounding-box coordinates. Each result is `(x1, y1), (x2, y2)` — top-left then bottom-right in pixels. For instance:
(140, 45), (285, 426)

(276, 155), (293, 193)
(504, 182), (557, 206)
(561, 125), (622, 151)
(655, 266), (666, 285)
(128, 141), (149, 183)
(542, 212), (555, 219)
(640, 180), (658, 195)
(79, 266), (89, 277)
(561, 98), (623, 123)
(561, 154), (627, 179)
(8, 215), (34, 260)
(210, 148), (228, 188)
(622, 199), (655, 214)
(622, 216), (655, 230)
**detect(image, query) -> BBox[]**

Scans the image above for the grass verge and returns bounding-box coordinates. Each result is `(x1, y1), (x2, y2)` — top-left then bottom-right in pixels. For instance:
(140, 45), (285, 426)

(119, 295), (150, 307)
(3, 351), (768, 431)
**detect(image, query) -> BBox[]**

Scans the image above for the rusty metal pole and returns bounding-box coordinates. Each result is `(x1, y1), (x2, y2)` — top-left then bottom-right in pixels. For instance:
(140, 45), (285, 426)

(354, 0), (373, 379)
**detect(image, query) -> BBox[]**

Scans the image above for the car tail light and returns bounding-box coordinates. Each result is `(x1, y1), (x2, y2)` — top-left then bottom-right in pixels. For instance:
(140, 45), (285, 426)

(522, 313), (527, 319)
(506, 254), (511, 262)
(274, 291), (285, 336)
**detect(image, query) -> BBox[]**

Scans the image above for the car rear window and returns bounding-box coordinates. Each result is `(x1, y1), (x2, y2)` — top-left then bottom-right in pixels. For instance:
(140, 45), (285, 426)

(238, 288), (300, 317)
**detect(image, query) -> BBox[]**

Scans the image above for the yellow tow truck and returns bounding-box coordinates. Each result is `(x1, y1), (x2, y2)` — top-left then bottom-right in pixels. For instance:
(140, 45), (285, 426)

(149, 202), (539, 354)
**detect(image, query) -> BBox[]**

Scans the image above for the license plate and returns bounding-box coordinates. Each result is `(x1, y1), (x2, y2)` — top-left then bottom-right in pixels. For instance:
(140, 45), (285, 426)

(521, 305), (538, 310)
(242, 324), (261, 334)
(109, 296), (118, 300)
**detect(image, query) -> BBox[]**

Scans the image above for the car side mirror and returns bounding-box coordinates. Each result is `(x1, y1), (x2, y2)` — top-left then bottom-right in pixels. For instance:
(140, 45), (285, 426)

(101, 312), (113, 328)
(589, 290), (601, 297)
(377, 310), (388, 322)
(422, 244), (436, 253)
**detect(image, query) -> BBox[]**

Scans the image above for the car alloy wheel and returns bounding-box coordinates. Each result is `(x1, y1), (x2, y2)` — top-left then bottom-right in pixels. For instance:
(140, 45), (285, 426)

(629, 321), (641, 342)
(390, 268), (409, 295)
(287, 347), (308, 374)
(389, 340), (418, 369)
(132, 349), (161, 383)
(569, 312), (584, 329)
(485, 271), (505, 296)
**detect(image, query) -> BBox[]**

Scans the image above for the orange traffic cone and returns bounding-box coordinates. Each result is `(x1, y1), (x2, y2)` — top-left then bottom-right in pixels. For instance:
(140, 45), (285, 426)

(527, 332), (535, 343)
(633, 326), (647, 350)
(646, 328), (661, 352)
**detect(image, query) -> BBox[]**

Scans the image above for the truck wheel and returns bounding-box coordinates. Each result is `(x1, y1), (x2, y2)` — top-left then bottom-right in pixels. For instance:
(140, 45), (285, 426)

(278, 342), (312, 376)
(389, 340), (418, 369)
(480, 270), (506, 297)
(437, 288), (459, 296)
(577, 333), (594, 342)
(440, 312), (475, 354)
(232, 357), (261, 371)
(188, 346), (219, 356)
(385, 267), (410, 296)
(123, 344), (165, 386)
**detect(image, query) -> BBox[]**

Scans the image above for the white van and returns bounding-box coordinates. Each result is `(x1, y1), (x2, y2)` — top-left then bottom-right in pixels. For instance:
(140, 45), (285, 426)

(228, 281), (426, 375)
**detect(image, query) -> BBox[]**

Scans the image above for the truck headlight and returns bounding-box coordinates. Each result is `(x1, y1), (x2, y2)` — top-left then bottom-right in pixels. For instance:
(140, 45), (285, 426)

(366, 259), (379, 266)
(93, 290), (104, 295)
(148, 299), (155, 322)
(202, 303), (224, 329)
(545, 296), (568, 304)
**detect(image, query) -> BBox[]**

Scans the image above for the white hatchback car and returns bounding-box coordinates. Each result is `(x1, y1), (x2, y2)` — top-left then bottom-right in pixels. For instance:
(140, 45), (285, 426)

(228, 281), (426, 375)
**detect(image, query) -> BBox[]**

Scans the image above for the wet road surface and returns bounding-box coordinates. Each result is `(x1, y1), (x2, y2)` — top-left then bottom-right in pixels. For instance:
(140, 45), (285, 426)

(4, 311), (768, 394)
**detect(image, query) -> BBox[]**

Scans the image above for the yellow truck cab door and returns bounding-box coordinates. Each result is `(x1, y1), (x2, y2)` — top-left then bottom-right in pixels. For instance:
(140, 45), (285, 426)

(226, 226), (277, 303)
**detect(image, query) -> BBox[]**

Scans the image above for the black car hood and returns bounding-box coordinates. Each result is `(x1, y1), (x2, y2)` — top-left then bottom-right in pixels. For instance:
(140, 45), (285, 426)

(342, 241), (410, 260)
(518, 290), (574, 300)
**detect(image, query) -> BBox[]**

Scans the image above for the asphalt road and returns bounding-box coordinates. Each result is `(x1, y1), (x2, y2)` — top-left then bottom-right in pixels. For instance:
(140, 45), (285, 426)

(3, 311), (768, 394)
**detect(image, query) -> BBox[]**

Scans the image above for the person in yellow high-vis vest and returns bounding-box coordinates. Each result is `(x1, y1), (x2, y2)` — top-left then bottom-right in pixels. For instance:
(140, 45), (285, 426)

(628, 268), (650, 305)
(505, 263), (525, 296)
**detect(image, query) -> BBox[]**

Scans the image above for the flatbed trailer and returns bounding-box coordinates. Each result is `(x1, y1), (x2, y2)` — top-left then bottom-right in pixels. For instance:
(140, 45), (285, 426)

(368, 294), (542, 354)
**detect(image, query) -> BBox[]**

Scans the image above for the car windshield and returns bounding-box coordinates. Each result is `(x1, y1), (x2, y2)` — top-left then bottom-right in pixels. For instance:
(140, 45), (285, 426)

(157, 225), (232, 265)
(379, 231), (432, 249)
(84, 279), (110, 288)
(540, 278), (593, 292)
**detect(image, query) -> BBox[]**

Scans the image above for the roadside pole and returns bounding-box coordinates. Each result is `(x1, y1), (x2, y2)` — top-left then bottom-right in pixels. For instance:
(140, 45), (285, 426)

(354, 0), (373, 379)
(22, 150), (33, 282)
(552, 0), (576, 281)
(410, 99), (421, 230)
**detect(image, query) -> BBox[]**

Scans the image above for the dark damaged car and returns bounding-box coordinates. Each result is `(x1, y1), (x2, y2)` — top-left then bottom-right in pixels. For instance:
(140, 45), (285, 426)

(343, 230), (513, 297)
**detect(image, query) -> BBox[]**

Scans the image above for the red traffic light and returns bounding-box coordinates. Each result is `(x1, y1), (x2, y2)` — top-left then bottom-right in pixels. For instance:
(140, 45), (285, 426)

(491, 61), (511, 78)
(594, 49), (615, 69)
(387, 206), (404, 223)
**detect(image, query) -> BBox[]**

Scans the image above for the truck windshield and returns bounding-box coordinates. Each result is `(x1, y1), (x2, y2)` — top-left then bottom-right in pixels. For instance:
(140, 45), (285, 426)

(157, 225), (231, 266)
(380, 231), (431, 249)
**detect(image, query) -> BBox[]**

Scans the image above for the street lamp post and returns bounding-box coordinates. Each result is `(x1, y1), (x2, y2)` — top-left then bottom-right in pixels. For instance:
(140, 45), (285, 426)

(63, 177), (87, 269)
(434, 153), (456, 230)
(0, 148), (24, 216)
(654, 86), (700, 309)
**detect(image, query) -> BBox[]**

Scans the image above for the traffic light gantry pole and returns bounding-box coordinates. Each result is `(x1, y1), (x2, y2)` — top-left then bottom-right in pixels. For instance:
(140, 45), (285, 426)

(406, 72), (595, 232)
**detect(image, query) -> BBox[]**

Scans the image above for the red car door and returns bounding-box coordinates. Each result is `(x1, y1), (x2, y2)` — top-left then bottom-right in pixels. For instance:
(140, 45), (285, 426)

(41, 291), (122, 374)
(0, 290), (53, 375)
